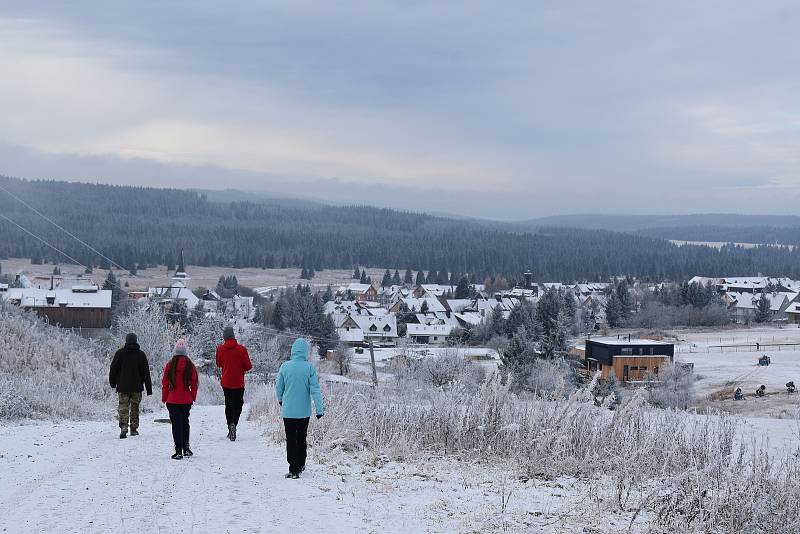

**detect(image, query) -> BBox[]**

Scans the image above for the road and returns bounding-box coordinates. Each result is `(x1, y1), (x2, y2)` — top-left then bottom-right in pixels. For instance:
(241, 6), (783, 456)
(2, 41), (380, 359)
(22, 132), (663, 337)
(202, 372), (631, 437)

(0, 405), (379, 533)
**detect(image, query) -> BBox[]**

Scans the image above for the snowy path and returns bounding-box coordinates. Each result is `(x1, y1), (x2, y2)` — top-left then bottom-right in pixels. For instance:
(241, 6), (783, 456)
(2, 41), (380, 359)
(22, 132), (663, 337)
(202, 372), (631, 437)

(0, 405), (390, 533)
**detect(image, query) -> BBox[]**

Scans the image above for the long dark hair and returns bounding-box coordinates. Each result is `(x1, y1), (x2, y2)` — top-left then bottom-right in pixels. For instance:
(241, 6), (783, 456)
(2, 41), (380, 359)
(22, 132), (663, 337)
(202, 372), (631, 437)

(167, 355), (196, 390)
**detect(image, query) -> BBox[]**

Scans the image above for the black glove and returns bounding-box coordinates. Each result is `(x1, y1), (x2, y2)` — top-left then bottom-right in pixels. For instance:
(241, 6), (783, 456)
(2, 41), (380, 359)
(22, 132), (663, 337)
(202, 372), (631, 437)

(316, 414), (323, 420)
(278, 401), (282, 406)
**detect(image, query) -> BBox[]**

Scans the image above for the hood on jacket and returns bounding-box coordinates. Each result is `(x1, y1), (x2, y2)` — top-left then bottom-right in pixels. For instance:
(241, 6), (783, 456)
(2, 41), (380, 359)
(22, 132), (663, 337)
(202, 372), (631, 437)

(222, 338), (238, 349)
(123, 342), (141, 351)
(290, 338), (309, 361)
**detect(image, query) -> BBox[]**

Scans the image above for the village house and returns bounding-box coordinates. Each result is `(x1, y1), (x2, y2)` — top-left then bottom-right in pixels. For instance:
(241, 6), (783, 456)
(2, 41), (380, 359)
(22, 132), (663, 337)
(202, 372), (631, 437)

(724, 291), (797, 323)
(336, 283), (378, 302)
(584, 336), (675, 384)
(406, 323), (454, 344)
(1, 284), (113, 328)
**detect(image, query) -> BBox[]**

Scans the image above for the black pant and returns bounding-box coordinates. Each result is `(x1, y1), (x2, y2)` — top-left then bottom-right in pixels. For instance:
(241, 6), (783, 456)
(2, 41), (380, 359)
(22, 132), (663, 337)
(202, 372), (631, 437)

(223, 387), (245, 426)
(167, 403), (192, 452)
(283, 417), (310, 474)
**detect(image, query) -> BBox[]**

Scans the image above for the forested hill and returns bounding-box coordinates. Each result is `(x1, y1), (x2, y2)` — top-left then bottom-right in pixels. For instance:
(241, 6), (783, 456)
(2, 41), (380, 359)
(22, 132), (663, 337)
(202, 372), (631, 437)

(2, 176), (800, 281)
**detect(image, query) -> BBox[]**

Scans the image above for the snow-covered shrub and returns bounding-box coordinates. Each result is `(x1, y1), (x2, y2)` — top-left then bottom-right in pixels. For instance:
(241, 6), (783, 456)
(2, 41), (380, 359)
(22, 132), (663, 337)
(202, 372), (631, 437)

(646, 364), (694, 409)
(0, 304), (114, 420)
(113, 302), (181, 372)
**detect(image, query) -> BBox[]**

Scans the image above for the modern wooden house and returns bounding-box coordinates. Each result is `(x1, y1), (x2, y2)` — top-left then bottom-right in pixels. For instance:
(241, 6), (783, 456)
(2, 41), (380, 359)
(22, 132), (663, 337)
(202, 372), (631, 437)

(584, 336), (674, 384)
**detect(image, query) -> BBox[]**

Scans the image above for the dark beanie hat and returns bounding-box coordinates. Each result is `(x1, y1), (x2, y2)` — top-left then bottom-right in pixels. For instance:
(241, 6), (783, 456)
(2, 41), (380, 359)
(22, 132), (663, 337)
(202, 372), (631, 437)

(223, 326), (235, 340)
(125, 333), (138, 345)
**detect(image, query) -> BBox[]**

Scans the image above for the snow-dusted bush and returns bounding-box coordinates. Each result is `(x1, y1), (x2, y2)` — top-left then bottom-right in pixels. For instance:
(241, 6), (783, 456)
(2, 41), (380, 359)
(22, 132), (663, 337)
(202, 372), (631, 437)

(113, 302), (181, 372)
(0, 304), (113, 420)
(646, 364), (694, 409)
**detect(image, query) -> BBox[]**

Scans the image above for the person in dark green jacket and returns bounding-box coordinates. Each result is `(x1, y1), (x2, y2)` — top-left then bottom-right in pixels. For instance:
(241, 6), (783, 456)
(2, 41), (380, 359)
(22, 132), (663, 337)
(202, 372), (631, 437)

(275, 338), (324, 478)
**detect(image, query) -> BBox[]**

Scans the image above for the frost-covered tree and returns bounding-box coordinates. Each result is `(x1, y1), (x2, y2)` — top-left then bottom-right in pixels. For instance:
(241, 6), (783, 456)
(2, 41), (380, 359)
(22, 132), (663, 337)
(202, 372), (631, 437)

(114, 303), (182, 371)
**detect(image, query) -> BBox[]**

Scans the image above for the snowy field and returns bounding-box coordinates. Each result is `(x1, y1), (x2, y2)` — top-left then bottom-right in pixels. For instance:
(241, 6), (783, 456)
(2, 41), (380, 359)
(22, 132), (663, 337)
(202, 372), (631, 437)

(668, 325), (800, 416)
(2, 257), (396, 293)
(0, 404), (656, 534)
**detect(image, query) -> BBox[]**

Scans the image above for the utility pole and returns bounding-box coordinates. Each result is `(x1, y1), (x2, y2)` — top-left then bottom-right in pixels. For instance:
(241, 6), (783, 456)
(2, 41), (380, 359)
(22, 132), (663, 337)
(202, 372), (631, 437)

(368, 337), (378, 387)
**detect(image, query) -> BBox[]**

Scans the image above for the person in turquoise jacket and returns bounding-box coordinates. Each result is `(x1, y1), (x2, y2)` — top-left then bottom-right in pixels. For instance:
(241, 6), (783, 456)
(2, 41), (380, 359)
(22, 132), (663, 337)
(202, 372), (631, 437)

(275, 337), (324, 478)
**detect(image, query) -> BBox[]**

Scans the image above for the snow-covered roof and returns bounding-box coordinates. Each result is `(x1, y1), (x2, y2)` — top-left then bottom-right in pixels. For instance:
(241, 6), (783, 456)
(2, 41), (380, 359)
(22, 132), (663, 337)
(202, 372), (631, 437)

(454, 312), (483, 326)
(401, 297), (446, 313)
(336, 328), (364, 343)
(337, 283), (374, 294)
(587, 336), (672, 346)
(726, 291), (794, 312)
(351, 314), (398, 338)
(445, 299), (472, 312)
(575, 283), (610, 294)
(2, 287), (112, 309)
(148, 284), (200, 309)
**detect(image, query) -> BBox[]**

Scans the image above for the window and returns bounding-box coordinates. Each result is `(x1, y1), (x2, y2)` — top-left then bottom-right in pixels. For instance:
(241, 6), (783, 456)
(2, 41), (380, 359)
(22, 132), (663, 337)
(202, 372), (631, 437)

(653, 366), (659, 376)
(621, 348), (633, 355)
(369, 324), (377, 332)
(383, 324), (391, 332)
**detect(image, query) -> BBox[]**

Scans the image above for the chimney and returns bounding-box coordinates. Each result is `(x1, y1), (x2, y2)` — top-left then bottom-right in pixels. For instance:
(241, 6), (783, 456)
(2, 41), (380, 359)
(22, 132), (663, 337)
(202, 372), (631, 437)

(524, 270), (533, 289)
(50, 275), (54, 291)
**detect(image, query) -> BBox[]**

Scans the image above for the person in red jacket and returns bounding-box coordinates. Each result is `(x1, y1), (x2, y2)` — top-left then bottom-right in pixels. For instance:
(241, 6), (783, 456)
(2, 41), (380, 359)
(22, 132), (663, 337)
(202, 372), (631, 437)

(216, 326), (253, 441)
(161, 339), (199, 460)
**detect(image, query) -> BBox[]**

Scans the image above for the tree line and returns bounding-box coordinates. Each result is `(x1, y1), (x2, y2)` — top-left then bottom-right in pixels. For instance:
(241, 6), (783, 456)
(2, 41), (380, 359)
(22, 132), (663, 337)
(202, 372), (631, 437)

(4, 176), (800, 281)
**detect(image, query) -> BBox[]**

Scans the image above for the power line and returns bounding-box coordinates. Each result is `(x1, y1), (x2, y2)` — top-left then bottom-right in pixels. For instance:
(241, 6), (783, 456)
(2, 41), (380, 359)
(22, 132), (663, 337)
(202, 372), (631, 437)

(0, 182), (139, 277)
(0, 213), (89, 270)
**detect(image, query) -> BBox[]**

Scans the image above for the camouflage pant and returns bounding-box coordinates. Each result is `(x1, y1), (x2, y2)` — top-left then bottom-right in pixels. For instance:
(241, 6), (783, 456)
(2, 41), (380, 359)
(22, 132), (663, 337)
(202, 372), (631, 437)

(118, 392), (142, 431)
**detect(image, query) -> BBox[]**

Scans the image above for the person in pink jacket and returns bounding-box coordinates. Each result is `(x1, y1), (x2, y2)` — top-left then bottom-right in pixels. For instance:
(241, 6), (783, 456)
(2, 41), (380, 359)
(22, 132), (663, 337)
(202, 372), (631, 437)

(161, 339), (198, 460)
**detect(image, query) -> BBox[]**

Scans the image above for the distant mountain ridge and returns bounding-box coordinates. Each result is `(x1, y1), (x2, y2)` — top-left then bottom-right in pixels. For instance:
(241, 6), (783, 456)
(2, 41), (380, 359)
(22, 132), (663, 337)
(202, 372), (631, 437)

(522, 214), (800, 245)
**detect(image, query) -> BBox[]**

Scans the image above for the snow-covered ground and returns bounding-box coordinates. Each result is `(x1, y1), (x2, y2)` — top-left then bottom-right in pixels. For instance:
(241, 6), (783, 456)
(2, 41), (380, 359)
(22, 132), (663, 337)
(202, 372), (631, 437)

(666, 325), (800, 416)
(1, 404), (797, 533)
(0, 405), (631, 533)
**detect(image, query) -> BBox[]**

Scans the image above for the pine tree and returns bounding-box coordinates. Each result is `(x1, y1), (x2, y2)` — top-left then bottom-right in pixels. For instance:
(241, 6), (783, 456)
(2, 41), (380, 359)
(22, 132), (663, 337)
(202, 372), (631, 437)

(415, 271), (425, 286)
(316, 313), (338, 358)
(353, 266), (361, 280)
(392, 270), (401, 286)
(381, 269), (392, 288)
(605, 290), (623, 327)
(322, 285), (333, 302)
(420, 300), (430, 314)
(404, 268), (413, 285)
(103, 271), (122, 309)
(360, 270), (369, 284)
(754, 293), (772, 323)
(301, 267), (309, 279)
(455, 275), (471, 299)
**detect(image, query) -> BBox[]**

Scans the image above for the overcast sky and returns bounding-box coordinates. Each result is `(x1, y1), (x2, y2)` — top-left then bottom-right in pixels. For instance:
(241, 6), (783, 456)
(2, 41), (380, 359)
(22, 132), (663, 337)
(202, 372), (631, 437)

(1, 2), (799, 219)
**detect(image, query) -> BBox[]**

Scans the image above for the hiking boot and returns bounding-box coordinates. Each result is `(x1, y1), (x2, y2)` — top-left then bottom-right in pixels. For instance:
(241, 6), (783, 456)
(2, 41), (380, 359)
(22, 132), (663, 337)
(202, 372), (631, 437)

(119, 429), (127, 439)
(290, 472), (300, 479)
(183, 447), (193, 457)
(227, 423), (234, 441)
(230, 424), (237, 442)
(285, 472), (294, 479)
(130, 429), (139, 437)
(171, 451), (183, 460)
